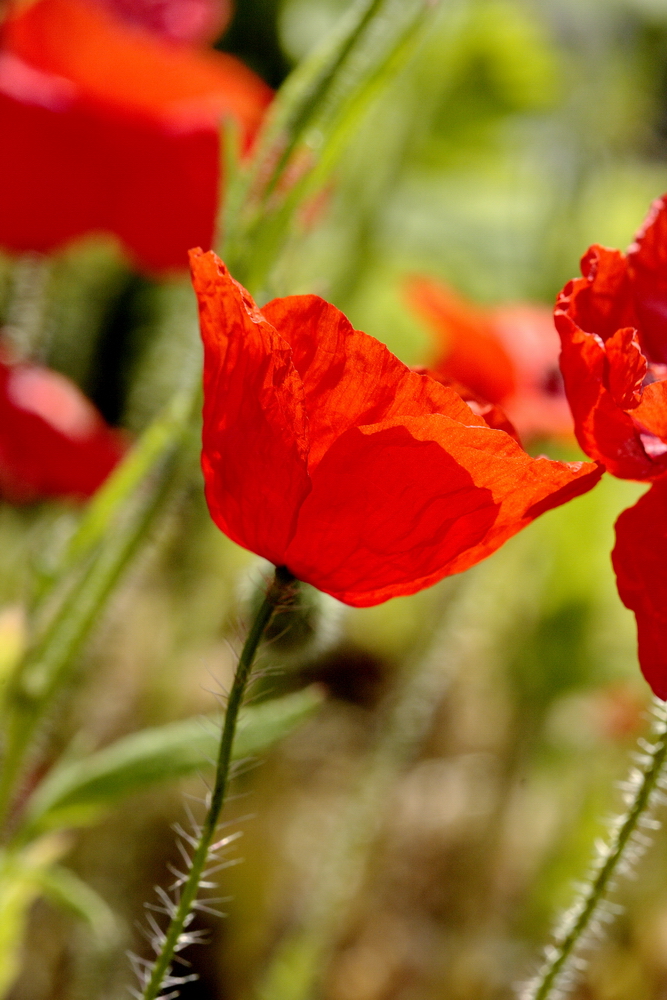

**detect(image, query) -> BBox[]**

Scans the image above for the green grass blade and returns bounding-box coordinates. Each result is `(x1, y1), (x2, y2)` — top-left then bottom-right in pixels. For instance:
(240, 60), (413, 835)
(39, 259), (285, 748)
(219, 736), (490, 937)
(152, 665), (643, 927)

(223, 0), (440, 289)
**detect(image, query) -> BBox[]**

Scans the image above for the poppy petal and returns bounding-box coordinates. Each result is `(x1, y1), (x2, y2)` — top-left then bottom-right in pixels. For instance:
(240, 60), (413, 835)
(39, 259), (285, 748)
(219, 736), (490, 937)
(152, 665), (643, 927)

(262, 294), (486, 472)
(605, 326), (646, 409)
(612, 480), (667, 698)
(555, 290), (662, 479)
(413, 367), (522, 443)
(632, 380), (667, 441)
(628, 195), (667, 364)
(565, 245), (635, 343)
(0, 360), (123, 502)
(0, 0), (272, 272)
(285, 416), (602, 606)
(191, 249), (311, 566)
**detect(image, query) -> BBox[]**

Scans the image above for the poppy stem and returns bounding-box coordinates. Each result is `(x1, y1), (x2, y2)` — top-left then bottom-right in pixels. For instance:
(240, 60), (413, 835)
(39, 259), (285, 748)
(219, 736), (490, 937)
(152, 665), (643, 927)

(523, 698), (667, 1000)
(138, 565), (294, 1000)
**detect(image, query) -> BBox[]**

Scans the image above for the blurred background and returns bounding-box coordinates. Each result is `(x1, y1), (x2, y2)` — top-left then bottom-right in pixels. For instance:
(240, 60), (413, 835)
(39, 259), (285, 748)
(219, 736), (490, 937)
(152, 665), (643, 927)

(2, 0), (667, 998)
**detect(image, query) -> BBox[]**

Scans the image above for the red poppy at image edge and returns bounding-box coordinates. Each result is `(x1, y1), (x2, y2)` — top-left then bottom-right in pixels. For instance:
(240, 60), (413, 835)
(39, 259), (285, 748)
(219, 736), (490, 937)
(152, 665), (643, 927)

(555, 193), (667, 698)
(95, 0), (232, 45)
(191, 249), (602, 608)
(0, 353), (124, 503)
(0, 0), (272, 273)
(405, 277), (574, 444)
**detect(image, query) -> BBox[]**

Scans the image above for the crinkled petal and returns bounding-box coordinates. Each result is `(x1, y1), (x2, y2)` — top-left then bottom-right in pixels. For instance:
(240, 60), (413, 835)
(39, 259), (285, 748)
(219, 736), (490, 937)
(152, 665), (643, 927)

(284, 416), (602, 607)
(191, 250), (311, 566)
(262, 294), (486, 472)
(632, 380), (667, 441)
(605, 326), (646, 409)
(555, 292), (665, 480)
(612, 481), (667, 698)
(413, 367), (522, 443)
(627, 195), (667, 364)
(565, 245), (635, 342)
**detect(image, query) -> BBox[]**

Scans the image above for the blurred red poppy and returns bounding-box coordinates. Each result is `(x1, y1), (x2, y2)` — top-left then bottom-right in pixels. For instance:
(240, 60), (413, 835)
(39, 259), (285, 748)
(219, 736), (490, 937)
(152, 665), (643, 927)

(406, 277), (573, 444)
(555, 194), (667, 697)
(0, 0), (272, 273)
(96, 0), (232, 45)
(192, 249), (601, 608)
(0, 350), (124, 502)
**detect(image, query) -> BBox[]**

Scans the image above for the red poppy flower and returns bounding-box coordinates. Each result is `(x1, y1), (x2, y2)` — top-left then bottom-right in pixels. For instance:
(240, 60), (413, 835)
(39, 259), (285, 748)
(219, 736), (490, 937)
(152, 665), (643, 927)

(0, 350), (124, 503)
(555, 198), (667, 481)
(405, 277), (573, 443)
(0, 0), (272, 273)
(192, 250), (601, 608)
(95, 0), (232, 45)
(555, 194), (667, 697)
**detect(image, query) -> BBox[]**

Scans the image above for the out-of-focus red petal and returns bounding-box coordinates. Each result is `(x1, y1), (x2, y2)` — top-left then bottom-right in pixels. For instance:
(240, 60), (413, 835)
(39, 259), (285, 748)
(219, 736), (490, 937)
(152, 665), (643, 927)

(285, 416), (602, 607)
(0, 0), (272, 272)
(190, 249), (311, 567)
(95, 0), (232, 46)
(404, 277), (516, 404)
(605, 326), (646, 409)
(612, 480), (667, 698)
(627, 196), (667, 365)
(0, 360), (124, 503)
(262, 295), (485, 472)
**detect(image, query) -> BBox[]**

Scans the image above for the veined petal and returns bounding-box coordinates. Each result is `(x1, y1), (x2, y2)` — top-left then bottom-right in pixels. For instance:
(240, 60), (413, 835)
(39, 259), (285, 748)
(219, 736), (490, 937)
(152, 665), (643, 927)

(632, 380), (667, 441)
(191, 250), (311, 566)
(285, 416), (602, 607)
(565, 245), (635, 343)
(612, 481), (667, 698)
(262, 294), (485, 472)
(555, 289), (662, 480)
(605, 326), (646, 409)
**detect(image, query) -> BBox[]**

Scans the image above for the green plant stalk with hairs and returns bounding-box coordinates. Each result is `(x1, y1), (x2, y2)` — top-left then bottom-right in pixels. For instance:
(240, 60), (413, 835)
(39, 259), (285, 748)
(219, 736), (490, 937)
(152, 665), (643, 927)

(137, 567), (295, 1000)
(522, 699), (667, 1000)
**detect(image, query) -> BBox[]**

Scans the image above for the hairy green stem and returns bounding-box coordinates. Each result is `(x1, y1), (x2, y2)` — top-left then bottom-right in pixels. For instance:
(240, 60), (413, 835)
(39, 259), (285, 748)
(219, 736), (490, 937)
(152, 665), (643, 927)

(525, 703), (667, 1000)
(140, 566), (294, 1000)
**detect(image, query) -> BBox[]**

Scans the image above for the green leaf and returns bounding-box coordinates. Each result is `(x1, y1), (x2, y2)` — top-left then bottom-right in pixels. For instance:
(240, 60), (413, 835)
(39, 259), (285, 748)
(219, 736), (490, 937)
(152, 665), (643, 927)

(38, 865), (118, 946)
(17, 687), (323, 842)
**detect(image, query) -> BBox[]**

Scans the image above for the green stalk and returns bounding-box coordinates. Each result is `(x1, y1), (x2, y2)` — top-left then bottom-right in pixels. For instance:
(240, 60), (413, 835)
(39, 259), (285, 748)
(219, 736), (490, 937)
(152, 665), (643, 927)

(139, 567), (294, 1000)
(523, 701), (667, 1000)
